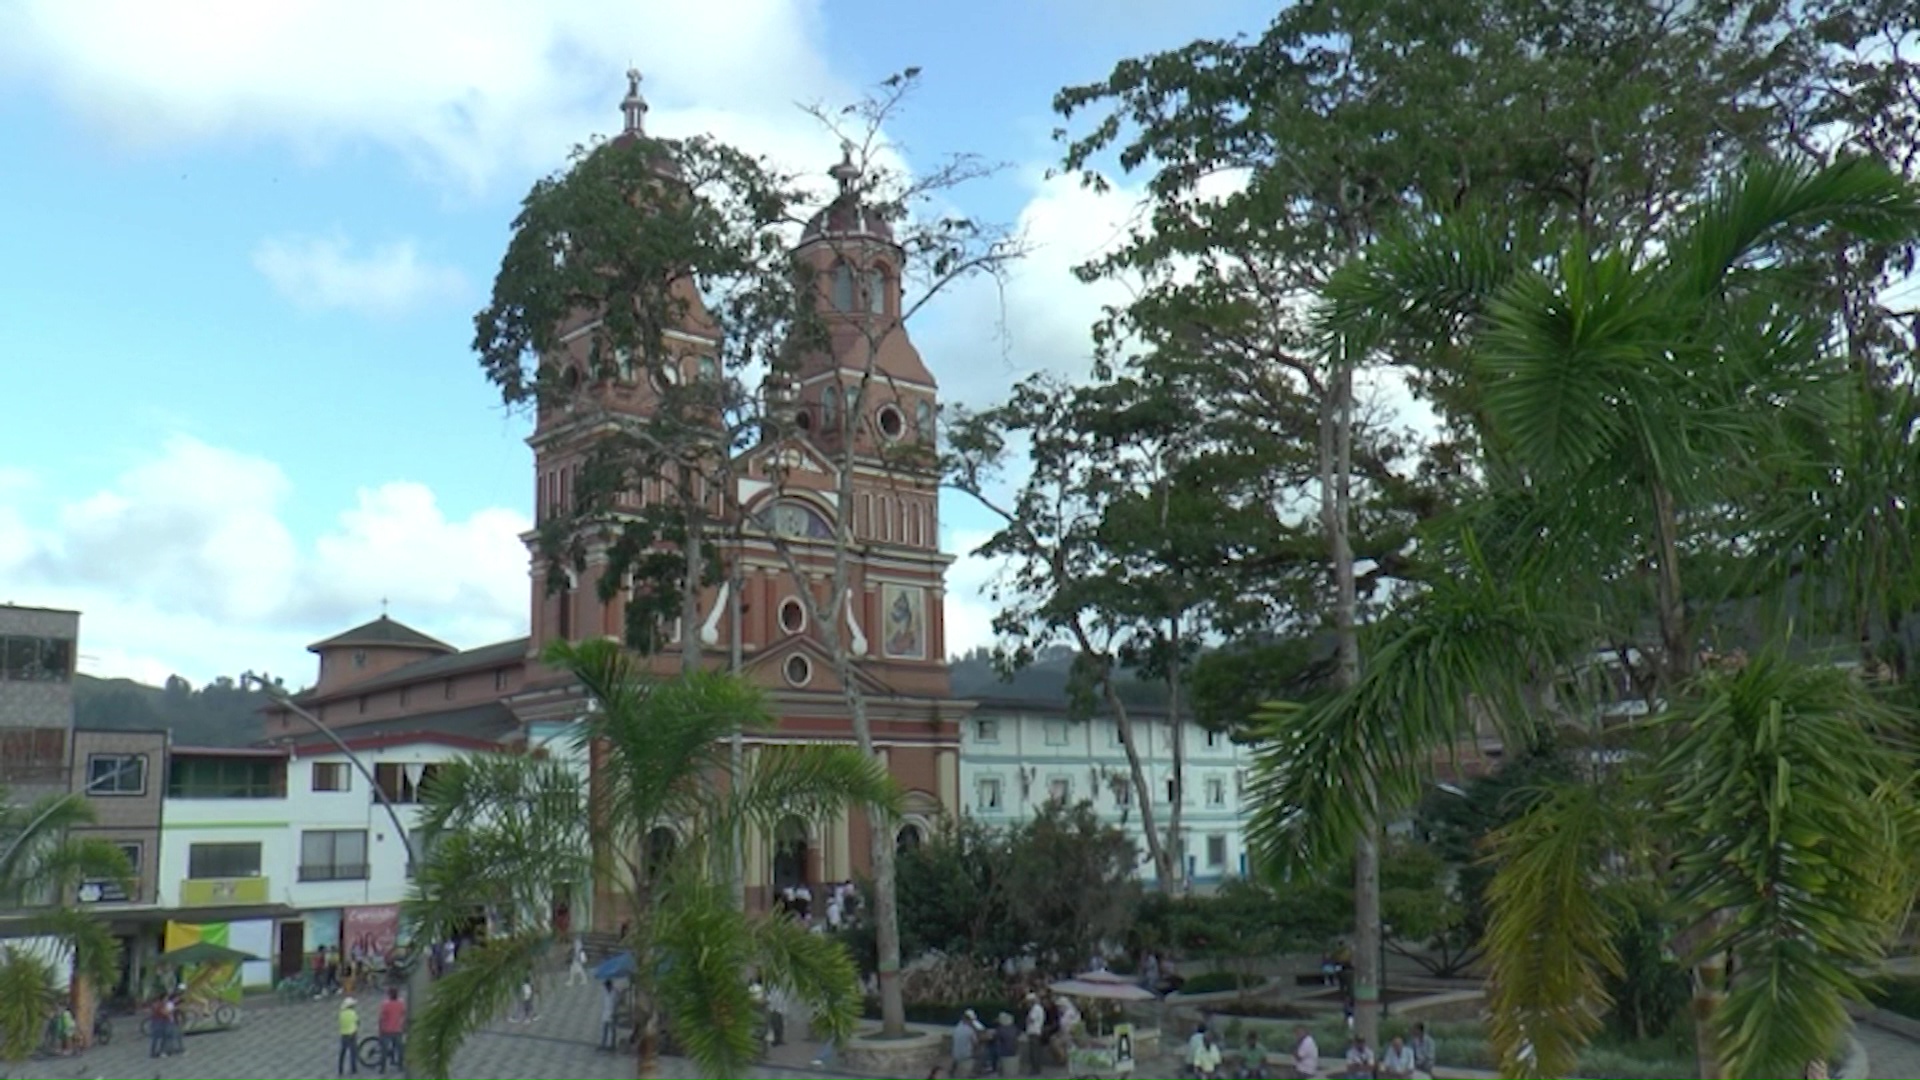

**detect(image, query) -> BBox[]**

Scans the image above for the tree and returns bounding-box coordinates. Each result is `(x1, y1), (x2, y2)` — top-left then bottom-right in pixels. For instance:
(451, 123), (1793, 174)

(1054, 0), (1920, 1054)
(405, 640), (900, 1080)
(0, 787), (133, 1055)
(1251, 157), (1920, 1078)
(1000, 801), (1140, 975)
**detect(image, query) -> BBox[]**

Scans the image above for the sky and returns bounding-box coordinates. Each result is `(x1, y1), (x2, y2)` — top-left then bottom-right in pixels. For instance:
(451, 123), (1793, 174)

(0, 0), (1276, 688)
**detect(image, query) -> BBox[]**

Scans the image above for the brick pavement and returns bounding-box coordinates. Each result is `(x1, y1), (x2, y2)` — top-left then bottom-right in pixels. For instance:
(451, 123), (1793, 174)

(6, 978), (1191, 1080)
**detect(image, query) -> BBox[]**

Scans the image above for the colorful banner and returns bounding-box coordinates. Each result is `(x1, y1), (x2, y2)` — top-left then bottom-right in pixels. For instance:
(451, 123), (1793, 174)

(162, 921), (242, 1004)
(179, 877), (269, 906)
(343, 905), (400, 958)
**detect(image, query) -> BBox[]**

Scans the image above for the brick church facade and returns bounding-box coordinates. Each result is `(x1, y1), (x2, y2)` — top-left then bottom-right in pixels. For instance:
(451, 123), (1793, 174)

(264, 73), (966, 923)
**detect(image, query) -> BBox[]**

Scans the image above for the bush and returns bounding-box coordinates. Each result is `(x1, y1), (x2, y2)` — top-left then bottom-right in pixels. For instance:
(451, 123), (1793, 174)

(1869, 974), (1920, 1020)
(1178, 971), (1258, 996)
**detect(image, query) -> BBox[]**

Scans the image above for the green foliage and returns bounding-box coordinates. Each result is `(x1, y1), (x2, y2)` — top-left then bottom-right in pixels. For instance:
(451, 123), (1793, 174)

(1602, 904), (1690, 1044)
(1001, 801), (1140, 972)
(1866, 975), (1920, 1021)
(0, 946), (59, 1062)
(407, 639), (897, 1078)
(73, 672), (278, 745)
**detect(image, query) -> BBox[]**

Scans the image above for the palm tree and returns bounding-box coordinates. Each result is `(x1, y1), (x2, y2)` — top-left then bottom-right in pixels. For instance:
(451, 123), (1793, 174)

(0, 786), (134, 1057)
(1248, 155), (1920, 1079)
(405, 638), (900, 1080)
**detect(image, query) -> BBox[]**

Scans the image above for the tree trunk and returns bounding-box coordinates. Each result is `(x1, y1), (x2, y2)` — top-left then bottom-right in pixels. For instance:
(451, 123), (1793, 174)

(1166, 643), (1187, 892)
(1321, 365), (1378, 1050)
(1105, 682), (1177, 890)
(679, 465), (704, 678)
(1648, 479), (1688, 692)
(837, 657), (906, 1036)
(70, 970), (93, 1051)
(635, 1002), (661, 1079)
(729, 541), (747, 911)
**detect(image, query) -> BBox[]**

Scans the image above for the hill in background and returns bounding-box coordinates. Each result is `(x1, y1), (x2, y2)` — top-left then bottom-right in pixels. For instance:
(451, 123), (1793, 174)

(73, 673), (274, 747)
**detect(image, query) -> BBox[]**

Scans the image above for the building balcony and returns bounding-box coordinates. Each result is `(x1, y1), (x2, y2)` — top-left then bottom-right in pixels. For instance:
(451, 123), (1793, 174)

(179, 877), (271, 907)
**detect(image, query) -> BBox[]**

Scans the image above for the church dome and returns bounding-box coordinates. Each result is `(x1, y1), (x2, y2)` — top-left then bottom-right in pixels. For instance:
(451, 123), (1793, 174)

(798, 146), (896, 247)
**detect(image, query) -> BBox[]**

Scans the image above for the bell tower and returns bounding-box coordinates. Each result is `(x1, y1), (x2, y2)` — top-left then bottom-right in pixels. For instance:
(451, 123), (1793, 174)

(525, 71), (723, 656)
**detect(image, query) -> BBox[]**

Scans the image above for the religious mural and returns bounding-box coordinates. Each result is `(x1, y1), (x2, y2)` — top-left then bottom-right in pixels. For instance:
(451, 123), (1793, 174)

(881, 583), (926, 659)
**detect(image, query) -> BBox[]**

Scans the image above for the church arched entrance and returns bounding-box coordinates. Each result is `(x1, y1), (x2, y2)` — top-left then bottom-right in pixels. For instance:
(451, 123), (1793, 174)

(771, 816), (810, 893)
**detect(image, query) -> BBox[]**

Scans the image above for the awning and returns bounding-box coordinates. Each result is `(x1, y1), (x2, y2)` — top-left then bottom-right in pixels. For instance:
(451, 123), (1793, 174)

(0, 904), (301, 939)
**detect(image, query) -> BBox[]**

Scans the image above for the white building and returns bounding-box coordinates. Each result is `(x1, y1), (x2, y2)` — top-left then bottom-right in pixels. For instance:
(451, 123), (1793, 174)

(154, 703), (582, 989)
(958, 699), (1255, 886)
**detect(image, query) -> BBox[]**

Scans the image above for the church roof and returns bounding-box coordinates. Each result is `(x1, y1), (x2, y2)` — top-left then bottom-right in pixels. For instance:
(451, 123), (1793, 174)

(797, 145), (897, 248)
(307, 615), (456, 655)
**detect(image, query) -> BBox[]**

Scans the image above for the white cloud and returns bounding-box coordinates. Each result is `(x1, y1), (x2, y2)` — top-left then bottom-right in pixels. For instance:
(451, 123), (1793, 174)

(252, 234), (467, 317)
(0, 0), (847, 193)
(939, 524), (1010, 660)
(6, 436), (529, 687)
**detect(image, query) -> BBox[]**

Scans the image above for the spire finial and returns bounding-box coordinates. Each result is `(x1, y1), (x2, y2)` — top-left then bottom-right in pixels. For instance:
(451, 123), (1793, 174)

(828, 139), (860, 196)
(621, 68), (648, 135)
(380, 596), (390, 617)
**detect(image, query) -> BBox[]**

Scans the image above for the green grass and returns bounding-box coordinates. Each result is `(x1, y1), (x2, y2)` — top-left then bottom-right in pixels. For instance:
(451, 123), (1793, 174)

(1178, 971), (1260, 996)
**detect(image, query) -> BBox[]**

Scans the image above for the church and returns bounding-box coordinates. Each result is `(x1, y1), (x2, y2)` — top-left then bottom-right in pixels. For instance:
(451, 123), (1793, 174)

(263, 73), (966, 924)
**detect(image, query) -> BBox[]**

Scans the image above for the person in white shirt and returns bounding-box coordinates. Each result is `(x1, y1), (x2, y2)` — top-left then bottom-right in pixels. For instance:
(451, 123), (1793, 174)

(1292, 1026), (1320, 1079)
(566, 939), (588, 986)
(1343, 1034), (1374, 1080)
(1024, 994), (1046, 1075)
(1191, 1028), (1224, 1079)
(1380, 1035), (1416, 1079)
(1409, 1023), (1436, 1079)
(1057, 996), (1081, 1040)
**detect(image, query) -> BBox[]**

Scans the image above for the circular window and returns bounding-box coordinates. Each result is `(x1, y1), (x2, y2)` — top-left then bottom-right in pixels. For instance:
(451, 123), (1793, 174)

(876, 404), (905, 440)
(793, 409), (813, 432)
(783, 654), (813, 687)
(779, 597), (807, 634)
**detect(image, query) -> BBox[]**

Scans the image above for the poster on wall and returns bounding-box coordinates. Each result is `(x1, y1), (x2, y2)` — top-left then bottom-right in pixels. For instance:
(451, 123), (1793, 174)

(162, 921), (242, 1004)
(343, 905), (401, 959)
(880, 583), (927, 659)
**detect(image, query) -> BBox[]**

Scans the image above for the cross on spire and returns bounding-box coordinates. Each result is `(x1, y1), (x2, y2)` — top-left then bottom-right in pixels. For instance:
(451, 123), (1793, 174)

(829, 139), (861, 197)
(621, 68), (648, 135)
(380, 597), (390, 616)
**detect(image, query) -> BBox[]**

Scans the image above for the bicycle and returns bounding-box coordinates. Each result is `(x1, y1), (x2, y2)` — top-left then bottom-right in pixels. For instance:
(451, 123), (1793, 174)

(356, 1034), (401, 1070)
(138, 1001), (238, 1036)
(276, 972), (319, 1005)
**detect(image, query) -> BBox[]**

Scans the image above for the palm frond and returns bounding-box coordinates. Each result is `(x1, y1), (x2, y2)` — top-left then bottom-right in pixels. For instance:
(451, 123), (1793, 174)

(734, 744), (902, 834)
(1482, 783), (1629, 1080)
(0, 946), (60, 1063)
(0, 791), (99, 899)
(653, 877), (764, 1079)
(1656, 655), (1920, 1078)
(29, 907), (121, 994)
(750, 913), (862, 1046)
(1246, 534), (1582, 879)
(410, 931), (552, 1080)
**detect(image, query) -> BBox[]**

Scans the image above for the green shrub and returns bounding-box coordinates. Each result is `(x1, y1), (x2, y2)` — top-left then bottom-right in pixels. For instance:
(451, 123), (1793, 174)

(864, 997), (1016, 1027)
(1179, 971), (1258, 995)
(1869, 974), (1920, 1020)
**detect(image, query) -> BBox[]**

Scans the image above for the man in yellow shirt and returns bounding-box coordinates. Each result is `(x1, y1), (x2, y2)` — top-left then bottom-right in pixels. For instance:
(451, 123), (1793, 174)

(337, 997), (361, 1076)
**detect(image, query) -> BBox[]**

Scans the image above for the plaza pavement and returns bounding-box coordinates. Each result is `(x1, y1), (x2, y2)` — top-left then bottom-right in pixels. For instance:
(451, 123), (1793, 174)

(17, 973), (1920, 1080)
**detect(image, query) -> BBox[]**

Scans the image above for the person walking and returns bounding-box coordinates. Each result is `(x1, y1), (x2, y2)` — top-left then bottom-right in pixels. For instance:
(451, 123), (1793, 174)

(146, 993), (172, 1059)
(566, 938), (589, 987)
(336, 997), (361, 1076)
(511, 974), (538, 1023)
(376, 988), (407, 1074)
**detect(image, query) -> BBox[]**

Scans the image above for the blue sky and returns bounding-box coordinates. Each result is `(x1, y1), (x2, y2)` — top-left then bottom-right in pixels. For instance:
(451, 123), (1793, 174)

(0, 0), (1272, 688)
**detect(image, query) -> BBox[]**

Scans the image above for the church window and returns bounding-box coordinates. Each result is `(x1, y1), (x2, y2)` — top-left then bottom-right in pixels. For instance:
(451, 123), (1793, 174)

(876, 404), (905, 441)
(830, 263), (855, 310)
(865, 267), (887, 314)
(915, 400), (934, 438)
(784, 654), (814, 687)
(765, 501), (835, 540)
(696, 356), (720, 381)
(820, 386), (838, 429)
(779, 597), (807, 633)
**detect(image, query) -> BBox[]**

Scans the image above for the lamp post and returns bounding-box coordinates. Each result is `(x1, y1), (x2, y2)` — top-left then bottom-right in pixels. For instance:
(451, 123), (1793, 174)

(241, 672), (423, 1079)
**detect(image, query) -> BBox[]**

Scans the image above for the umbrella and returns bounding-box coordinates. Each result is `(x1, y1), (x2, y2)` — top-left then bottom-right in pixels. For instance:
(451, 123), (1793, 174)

(593, 951), (636, 980)
(1049, 978), (1157, 1002)
(160, 942), (260, 966)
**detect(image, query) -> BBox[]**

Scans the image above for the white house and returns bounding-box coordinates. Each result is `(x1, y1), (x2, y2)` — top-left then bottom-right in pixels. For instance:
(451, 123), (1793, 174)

(155, 703), (586, 988)
(958, 698), (1256, 886)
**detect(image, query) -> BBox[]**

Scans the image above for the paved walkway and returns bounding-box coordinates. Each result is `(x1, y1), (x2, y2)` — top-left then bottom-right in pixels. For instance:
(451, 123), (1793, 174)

(5, 977), (1188, 1080)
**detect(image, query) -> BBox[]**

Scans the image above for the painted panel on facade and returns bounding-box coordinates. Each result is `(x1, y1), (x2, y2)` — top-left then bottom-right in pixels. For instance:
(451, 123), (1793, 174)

(162, 921), (243, 1002)
(343, 904), (401, 957)
(308, 909), (342, 952)
(880, 583), (926, 659)
(178, 877), (270, 906)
